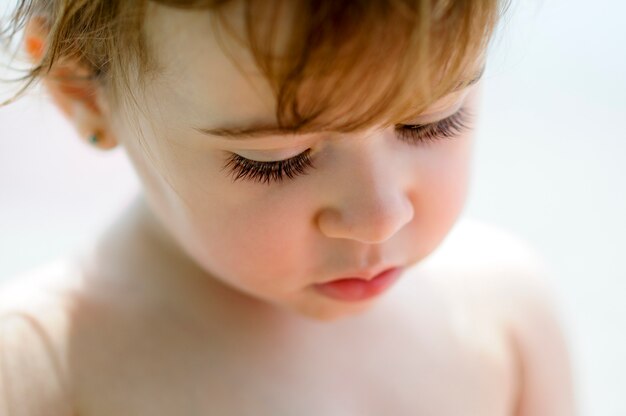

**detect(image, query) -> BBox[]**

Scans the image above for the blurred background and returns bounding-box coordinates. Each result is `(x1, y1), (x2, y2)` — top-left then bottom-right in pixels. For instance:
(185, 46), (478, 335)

(1, 0), (624, 414)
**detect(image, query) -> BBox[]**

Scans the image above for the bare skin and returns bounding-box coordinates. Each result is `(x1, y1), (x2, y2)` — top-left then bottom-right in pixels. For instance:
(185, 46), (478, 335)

(1, 2), (576, 415)
(0, 195), (575, 415)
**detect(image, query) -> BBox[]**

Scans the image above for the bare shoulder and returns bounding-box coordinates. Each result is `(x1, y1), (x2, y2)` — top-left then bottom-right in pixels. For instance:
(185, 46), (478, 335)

(0, 259), (82, 415)
(424, 217), (558, 316)
(0, 257), (84, 309)
(0, 258), (89, 345)
(0, 258), (85, 343)
(0, 255), (186, 416)
(423, 217), (568, 342)
(423, 217), (577, 415)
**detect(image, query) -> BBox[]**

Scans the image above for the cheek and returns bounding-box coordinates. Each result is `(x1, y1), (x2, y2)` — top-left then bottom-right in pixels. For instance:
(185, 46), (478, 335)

(427, 141), (472, 206)
(170, 183), (315, 294)
(412, 135), (473, 252)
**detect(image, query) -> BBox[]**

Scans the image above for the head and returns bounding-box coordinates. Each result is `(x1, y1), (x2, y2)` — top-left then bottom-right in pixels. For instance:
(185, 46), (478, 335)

(1, 0), (507, 321)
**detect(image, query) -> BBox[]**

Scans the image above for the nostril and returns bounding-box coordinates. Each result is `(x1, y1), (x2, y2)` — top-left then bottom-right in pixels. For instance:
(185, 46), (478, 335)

(316, 195), (414, 244)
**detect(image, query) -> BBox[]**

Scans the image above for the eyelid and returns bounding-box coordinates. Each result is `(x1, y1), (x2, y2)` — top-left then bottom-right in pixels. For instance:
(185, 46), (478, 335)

(406, 100), (466, 125)
(222, 135), (318, 151)
(234, 147), (311, 162)
(404, 88), (473, 124)
(224, 92), (473, 155)
(222, 107), (473, 185)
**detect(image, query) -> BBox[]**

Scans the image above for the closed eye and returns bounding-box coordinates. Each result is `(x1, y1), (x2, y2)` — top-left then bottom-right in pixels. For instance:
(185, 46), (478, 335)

(394, 106), (473, 144)
(222, 106), (473, 185)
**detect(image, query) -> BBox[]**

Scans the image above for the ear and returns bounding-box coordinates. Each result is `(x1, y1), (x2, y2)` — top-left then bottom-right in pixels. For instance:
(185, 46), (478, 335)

(24, 16), (117, 150)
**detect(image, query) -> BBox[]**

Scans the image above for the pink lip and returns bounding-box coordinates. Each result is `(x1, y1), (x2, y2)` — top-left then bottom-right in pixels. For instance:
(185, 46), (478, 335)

(328, 265), (398, 282)
(313, 267), (404, 302)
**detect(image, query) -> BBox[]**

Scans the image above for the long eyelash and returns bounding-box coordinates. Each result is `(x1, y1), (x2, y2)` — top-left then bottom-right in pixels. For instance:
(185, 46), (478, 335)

(222, 148), (315, 185)
(394, 106), (474, 144)
(223, 106), (473, 185)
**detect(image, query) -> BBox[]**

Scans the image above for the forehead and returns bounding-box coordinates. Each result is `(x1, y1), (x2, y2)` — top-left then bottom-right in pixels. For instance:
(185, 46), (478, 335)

(143, 3), (280, 127)
(141, 2), (482, 134)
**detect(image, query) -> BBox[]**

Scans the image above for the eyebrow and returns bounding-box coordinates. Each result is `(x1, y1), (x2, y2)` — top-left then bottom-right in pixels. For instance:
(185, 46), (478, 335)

(196, 66), (485, 140)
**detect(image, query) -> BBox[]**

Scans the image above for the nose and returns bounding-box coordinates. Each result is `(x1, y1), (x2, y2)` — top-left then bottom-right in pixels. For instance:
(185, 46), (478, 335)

(315, 141), (415, 244)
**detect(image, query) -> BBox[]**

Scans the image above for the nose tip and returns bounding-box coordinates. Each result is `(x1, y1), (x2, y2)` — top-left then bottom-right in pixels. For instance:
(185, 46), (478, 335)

(317, 195), (414, 243)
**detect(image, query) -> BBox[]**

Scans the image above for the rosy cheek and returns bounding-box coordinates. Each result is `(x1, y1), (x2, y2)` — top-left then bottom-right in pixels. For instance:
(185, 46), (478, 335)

(418, 140), (472, 216)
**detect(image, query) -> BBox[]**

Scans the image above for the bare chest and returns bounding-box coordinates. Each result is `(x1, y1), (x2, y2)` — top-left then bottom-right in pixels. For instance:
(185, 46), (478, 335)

(74, 297), (518, 416)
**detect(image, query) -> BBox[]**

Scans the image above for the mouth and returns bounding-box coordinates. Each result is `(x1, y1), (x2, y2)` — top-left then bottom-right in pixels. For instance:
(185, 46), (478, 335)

(312, 266), (404, 302)
(321, 265), (400, 283)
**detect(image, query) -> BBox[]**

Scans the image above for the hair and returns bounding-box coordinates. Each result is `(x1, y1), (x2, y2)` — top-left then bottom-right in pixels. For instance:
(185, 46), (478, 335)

(0, 0), (509, 133)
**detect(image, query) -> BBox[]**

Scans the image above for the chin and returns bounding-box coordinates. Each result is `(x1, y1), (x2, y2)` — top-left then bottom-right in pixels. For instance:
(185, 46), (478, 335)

(288, 298), (376, 323)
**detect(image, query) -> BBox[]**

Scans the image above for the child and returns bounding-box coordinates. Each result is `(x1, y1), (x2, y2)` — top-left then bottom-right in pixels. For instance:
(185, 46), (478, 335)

(0, 1), (576, 415)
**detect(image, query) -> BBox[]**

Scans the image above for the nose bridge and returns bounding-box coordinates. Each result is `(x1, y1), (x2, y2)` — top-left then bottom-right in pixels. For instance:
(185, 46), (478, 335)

(316, 134), (415, 243)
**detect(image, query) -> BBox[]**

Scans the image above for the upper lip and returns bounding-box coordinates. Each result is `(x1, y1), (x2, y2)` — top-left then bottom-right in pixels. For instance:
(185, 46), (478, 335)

(321, 265), (399, 283)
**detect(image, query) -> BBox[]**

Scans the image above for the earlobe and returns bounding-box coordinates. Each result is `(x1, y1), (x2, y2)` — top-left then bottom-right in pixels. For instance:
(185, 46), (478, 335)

(71, 104), (117, 150)
(23, 16), (118, 150)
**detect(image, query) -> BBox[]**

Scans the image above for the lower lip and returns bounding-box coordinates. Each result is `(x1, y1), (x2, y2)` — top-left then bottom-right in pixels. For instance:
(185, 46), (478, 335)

(313, 267), (404, 302)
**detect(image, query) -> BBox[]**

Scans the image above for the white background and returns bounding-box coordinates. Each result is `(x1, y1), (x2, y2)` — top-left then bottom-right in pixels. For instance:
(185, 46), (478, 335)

(1, 0), (625, 414)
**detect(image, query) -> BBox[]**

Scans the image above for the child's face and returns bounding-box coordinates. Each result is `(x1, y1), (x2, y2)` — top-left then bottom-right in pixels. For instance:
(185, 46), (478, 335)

(108, 4), (481, 321)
